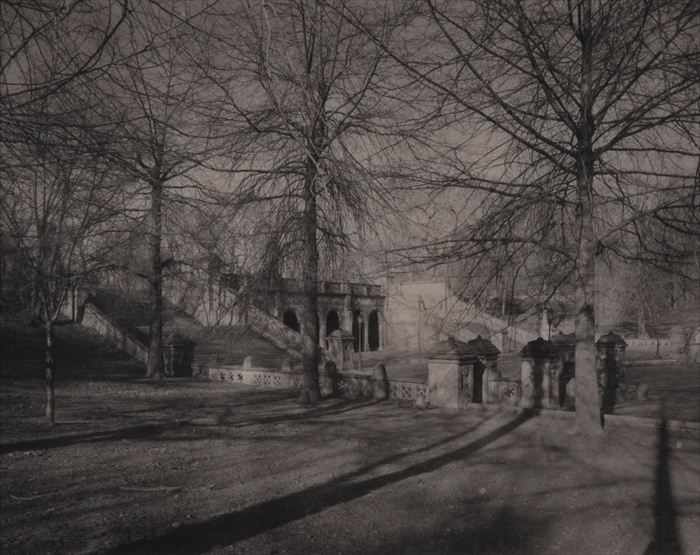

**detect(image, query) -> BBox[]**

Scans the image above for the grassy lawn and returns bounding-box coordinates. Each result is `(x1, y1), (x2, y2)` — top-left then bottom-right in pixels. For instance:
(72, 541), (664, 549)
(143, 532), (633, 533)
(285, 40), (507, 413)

(1, 376), (700, 555)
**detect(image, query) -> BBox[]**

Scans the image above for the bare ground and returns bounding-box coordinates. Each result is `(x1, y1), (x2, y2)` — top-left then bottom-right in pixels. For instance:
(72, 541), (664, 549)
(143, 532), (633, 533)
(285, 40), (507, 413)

(1, 377), (699, 555)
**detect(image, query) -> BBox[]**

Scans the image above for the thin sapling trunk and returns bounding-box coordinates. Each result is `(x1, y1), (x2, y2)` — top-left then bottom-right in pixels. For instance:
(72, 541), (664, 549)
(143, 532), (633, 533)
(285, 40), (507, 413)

(147, 179), (164, 379)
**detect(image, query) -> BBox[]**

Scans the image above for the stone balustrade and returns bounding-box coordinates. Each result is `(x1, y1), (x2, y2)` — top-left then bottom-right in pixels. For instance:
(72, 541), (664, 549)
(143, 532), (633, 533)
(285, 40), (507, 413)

(211, 330), (633, 413)
(208, 366), (428, 405)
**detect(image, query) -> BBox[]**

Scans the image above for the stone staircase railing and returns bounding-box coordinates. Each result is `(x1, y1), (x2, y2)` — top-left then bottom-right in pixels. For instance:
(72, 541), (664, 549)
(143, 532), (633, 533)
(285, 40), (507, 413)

(241, 304), (304, 359)
(425, 295), (538, 352)
(79, 303), (149, 363)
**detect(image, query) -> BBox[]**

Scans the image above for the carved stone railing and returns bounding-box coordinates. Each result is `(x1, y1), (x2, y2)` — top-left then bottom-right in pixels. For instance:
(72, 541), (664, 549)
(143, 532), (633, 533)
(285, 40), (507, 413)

(388, 379), (429, 405)
(209, 366), (303, 388)
(208, 366), (428, 405)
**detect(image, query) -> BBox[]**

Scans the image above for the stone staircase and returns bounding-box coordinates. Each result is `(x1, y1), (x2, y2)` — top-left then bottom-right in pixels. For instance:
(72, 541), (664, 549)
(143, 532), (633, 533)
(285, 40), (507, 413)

(72, 287), (299, 375)
(189, 325), (294, 374)
(237, 304), (303, 359)
(391, 280), (540, 353)
(434, 296), (540, 351)
(0, 320), (144, 379)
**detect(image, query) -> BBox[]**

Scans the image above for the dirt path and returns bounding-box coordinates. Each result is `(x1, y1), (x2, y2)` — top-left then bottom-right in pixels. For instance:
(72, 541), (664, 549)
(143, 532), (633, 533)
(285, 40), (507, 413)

(1, 379), (699, 554)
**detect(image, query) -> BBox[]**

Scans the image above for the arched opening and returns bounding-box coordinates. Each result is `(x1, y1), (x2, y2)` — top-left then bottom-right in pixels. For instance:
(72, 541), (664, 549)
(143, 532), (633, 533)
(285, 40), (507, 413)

(352, 310), (364, 352)
(326, 310), (340, 336)
(368, 310), (380, 351)
(282, 309), (300, 333)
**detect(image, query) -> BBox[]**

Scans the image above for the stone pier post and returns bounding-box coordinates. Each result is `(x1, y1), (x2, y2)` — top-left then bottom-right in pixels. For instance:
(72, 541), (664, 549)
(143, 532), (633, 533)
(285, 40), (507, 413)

(427, 337), (476, 409)
(519, 337), (559, 409)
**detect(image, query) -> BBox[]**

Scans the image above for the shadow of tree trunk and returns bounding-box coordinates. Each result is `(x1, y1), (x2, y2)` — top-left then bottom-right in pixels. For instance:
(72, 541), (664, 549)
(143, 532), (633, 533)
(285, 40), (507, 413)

(101, 411), (535, 554)
(644, 410), (682, 555)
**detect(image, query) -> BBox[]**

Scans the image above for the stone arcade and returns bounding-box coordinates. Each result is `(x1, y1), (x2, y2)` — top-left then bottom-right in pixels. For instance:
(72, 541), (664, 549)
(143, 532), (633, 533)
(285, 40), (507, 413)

(227, 275), (386, 352)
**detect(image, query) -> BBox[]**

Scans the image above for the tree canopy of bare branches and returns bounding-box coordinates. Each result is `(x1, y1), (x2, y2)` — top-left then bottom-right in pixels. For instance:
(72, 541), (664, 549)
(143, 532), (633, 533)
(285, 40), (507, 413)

(350, 0), (700, 433)
(201, 0), (418, 402)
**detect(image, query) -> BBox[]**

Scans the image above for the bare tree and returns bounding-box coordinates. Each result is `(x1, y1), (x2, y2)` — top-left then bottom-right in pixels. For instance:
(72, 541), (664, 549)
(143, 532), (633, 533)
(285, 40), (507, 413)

(1, 0), (130, 127)
(1, 0), (133, 423)
(202, 0), (415, 403)
(0, 92), (127, 424)
(96, 3), (220, 378)
(352, 0), (700, 433)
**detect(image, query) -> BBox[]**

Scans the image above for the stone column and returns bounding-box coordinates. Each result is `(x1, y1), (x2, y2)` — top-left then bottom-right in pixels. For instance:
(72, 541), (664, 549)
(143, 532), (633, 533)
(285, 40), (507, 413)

(343, 294), (352, 331)
(362, 310), (369, 353)
(378, 309), (385, 351)
(272, 291), (280, 317)
(539, 307), (549, 340)
(519, 357), (537, 408)
(373, 363), (389, 400)
(319, 309), (327, 348)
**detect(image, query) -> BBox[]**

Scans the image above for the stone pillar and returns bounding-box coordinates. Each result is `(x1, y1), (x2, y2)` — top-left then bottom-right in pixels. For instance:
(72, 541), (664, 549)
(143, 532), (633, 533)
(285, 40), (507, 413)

(519, 338), (559, 409)
(539, 307), (549, 340)
(464, 336), (500, 404)
(551, 332), (576, 408)
(319, 309), (327, 348)
(362, 310), (369, 353)
(343, 294), (352, 331)
(327, 329), (355, 373)
(520, 357), (536, 408)
(427, 337), (477, 409)
(483, 367), (501, 403)
(378, 309), (385, 351)
(596, 331), (627, 414)
(373, 363), (389, 400)
(272, 291), (280, 317)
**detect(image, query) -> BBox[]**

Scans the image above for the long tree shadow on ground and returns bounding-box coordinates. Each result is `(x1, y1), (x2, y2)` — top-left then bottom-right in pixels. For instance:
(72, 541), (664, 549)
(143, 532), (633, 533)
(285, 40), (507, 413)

(0, 422), (187, 455)
(0, 390), (378, 453)
(644, 411), (683, 555)
(363, 506), (547, 555)
(101, 411), (535, 554)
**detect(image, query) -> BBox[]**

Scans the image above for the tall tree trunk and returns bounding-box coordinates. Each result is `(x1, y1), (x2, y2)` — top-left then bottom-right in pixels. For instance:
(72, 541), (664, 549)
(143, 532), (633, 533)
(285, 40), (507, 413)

(574, 0), (603, 435)
(637, 303), (647, 338)
(299, 160), (321, 404)
(147, 180), (163, 379)
(636, 261), (648, 337)
(44, 320), (55, 425)
(574, 195), (602, 435)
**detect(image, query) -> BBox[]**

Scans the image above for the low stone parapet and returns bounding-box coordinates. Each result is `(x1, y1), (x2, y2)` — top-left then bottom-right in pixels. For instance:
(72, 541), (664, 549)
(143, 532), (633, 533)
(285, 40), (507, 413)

(209, 366), (303, 388)
(388, 380), (429, 406)
(208, 366), (429, 406)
